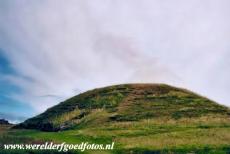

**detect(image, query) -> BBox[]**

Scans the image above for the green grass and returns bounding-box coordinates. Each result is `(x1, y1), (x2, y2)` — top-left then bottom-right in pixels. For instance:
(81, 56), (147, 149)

(1, 84), (230, 153)
(1, 114), (230, 153)
(17, 84), (230, 131)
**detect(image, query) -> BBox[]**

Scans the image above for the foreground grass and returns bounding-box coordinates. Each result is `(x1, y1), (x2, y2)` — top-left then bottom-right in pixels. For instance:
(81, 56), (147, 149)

(1, 115), (230, 154)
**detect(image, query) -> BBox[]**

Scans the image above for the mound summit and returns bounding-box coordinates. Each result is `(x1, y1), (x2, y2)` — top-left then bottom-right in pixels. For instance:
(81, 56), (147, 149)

(17, 84), (229, 131)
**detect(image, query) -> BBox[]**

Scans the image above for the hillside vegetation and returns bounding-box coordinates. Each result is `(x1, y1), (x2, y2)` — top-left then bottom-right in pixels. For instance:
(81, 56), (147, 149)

(2, 84), (228, 153)
(17, 84), (229, 131)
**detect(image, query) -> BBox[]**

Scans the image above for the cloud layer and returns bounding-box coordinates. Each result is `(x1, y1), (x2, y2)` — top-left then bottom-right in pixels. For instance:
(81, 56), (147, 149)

(0, 0), (230, 114)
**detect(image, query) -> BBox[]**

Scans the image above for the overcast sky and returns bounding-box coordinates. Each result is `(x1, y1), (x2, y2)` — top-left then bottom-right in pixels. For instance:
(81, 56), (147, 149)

(0, 0), (229, 122)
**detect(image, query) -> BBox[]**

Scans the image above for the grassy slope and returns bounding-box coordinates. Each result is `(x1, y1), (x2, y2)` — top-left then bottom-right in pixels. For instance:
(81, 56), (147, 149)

(18, 84), (230, 131)
(1, 84), (230, 153)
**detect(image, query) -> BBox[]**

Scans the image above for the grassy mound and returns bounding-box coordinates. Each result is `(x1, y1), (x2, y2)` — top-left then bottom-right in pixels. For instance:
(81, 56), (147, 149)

(16, 84), (230, 131)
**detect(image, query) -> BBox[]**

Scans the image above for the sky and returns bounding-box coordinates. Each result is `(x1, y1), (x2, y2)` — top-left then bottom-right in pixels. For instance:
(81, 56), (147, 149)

(0, 0), (230, 123)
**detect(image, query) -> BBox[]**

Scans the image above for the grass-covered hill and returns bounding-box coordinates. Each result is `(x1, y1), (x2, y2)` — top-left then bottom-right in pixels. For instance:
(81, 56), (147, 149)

(1, 84), (230, 153)
(17, 84), (229, 132)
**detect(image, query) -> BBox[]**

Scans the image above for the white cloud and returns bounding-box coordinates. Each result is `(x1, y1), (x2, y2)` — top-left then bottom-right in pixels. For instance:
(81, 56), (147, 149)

(0, 0), (229, 113)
